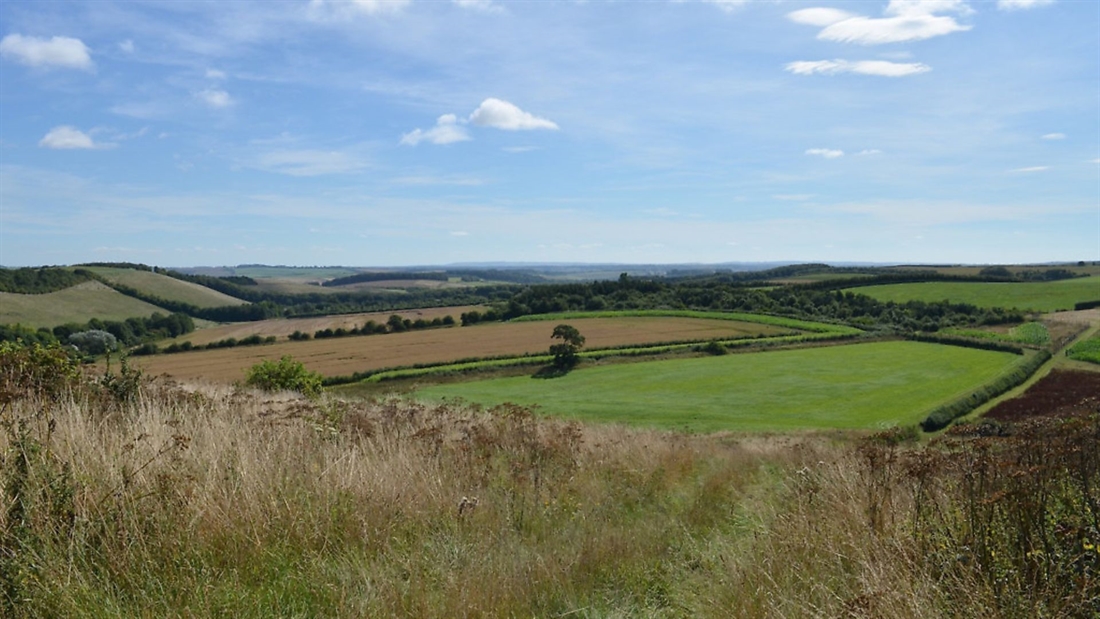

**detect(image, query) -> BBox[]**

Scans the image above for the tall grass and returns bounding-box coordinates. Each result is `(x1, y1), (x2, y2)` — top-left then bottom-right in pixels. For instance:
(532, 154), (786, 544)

(2, 344), (1096, 617)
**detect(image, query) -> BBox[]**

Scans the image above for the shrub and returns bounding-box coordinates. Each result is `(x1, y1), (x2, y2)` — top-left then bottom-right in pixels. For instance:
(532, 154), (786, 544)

(68, 330), (118, 355)
(245, 356), (323, 397)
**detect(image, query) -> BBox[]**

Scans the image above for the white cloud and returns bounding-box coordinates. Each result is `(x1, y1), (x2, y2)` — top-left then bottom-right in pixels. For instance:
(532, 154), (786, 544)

(196, 88), (234, 108)
(786, 59), (931, 77)
(857, 149), (883, 155)
(469, 98), (558, 131)
(787, 8), (856, 27)
(253, 149), (368, 176)
(119, 40), (134, 54)
(1091, 159), (1100, 164)
(0, 34), (93, 70)
(997, 0), (1054, 10)
(790, 1), (972, 45)
(1041, 133), (1066, 140)
(806, 148), (844, 158)
(400, 114), (471, 146)
(205, 68), (227, 80)
(39, 126), (111, 150)
(450, 230), (470, 236)
(1010, 166), (1050, 173)
(773, 194), (815, 201)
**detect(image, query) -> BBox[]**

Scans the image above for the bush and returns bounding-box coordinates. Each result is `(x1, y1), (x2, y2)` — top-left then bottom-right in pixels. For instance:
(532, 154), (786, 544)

(245, 356), (323, 397)
(68, 330), (118, 355)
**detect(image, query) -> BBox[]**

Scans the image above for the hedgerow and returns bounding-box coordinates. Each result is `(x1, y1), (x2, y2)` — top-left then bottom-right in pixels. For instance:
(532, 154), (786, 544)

(919, 350), (1052, 432)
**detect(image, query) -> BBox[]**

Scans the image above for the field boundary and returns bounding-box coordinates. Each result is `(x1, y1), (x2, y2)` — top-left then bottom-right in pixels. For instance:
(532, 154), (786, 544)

(508, 309), (862, 335)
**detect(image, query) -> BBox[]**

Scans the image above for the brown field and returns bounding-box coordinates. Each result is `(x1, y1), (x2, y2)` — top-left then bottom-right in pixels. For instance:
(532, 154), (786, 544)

(136, 316), (791, 382)
(984, 369), (1100, 422)
(167, 305), (485, 346)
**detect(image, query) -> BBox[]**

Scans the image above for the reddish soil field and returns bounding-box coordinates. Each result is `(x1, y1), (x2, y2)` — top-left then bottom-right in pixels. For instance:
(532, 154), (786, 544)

(137, 317), (791, 383)
(984, 370), (1100, 422)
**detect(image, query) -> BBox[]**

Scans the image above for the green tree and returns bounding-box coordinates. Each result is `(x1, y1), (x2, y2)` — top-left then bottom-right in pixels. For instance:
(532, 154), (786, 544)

(550, 324), (585, 369)
(245, 355), (323, 397)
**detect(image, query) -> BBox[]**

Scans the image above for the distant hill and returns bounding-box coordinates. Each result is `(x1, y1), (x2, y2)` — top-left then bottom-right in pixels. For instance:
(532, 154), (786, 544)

(0, 281), (170, 328)
(84, 267), (247, 308)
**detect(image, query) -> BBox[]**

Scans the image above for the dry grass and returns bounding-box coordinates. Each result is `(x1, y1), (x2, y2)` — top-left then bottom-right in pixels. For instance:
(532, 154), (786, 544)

(136, 317), (789, 382)
(2, 348), (1095, 617)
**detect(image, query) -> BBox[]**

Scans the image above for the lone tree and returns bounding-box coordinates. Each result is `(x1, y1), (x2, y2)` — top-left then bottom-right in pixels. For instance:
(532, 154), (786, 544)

(550, 324), (585, 369)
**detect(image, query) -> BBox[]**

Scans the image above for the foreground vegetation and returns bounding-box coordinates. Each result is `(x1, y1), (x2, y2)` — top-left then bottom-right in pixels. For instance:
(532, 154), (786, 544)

(2, 342), (1096, 617)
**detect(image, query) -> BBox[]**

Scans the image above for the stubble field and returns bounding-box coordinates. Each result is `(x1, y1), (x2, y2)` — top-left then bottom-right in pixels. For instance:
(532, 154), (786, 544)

(136, 316), (790, 382)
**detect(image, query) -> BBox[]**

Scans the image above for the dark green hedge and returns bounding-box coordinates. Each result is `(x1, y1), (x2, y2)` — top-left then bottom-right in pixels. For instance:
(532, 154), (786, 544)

(920, 350), (1052, 432)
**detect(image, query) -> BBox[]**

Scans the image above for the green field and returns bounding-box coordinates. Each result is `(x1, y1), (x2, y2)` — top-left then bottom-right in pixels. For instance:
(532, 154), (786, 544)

(414, 341), (1020, 432)
(846, 277), (1099, 312)
(0, 281), (169, 328)
(85, 267), (247, 308)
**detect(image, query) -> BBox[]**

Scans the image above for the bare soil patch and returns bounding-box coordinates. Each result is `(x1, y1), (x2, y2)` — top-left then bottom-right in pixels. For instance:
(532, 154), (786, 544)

(137, 317), (790, 383)
(984, 369), (1100, 422)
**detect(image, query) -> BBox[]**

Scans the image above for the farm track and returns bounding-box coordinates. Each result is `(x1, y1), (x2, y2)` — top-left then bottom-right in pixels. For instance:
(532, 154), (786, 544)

(137, 317), (789, 382)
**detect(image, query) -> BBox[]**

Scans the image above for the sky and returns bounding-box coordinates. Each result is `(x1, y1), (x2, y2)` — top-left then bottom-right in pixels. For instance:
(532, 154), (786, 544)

(0, 0), (1097, 268)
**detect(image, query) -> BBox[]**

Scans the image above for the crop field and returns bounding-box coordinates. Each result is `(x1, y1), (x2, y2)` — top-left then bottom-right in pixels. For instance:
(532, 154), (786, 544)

(985, 369), (1100, 421)
(846, 277), (1099, 312)
(135, 316), (792, 382)
(414, 341), (1021, 432)
(0, 280), (168, 328)
(166, 305), (485, 346)
(84, 267), (247, 308)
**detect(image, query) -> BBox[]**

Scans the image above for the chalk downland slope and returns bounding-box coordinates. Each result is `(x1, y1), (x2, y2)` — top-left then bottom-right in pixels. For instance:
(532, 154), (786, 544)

(85, 267), (247, 308)
(0, 280), (170, 328)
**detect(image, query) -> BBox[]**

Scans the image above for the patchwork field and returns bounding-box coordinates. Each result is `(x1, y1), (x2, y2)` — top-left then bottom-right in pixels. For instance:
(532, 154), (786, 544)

(84, 267), (247, 308)
(166, 305), (485, 346)
(135, 316), (792, 382)
(414, 341), (1022, 432)
(0, 281), (168, 328)
(846, 277), (1099, 312)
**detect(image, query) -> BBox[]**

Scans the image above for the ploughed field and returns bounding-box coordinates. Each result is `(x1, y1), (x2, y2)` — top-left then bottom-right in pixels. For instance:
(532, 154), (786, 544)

(414, 341), (1022, 432)
(984, 369), (1100, 422)
(164, 305), (485, 346)
(845, 278), (1099, 312)
(137, 316), (790, 382)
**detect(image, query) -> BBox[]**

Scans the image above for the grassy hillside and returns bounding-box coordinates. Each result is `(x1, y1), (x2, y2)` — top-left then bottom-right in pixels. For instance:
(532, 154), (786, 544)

(84, 267), (247, 308)
(415, 341), (1020, 432)
(0, 281), (169, 328)
(846, 277), (1099, 312)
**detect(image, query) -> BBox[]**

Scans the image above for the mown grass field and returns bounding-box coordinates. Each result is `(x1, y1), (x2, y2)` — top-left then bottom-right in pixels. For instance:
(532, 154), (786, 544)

(164, 305), (485, 347)
(0, 281), (168, 328)
(136, 316), (791, 382)
(415, 341), (1021, 432)
(84, 267), (247, 308)
(846, 277), (1099, 312)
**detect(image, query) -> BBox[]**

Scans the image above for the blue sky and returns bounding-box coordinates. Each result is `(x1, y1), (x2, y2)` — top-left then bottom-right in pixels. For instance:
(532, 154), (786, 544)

(1, 0), (1097, 267)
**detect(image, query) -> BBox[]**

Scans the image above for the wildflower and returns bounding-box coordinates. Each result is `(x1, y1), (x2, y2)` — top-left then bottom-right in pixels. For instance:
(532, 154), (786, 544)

(1084, 540), (1095, 551)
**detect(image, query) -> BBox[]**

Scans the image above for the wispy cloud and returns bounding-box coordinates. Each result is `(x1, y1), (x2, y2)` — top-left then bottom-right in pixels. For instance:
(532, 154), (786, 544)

(701, 0), (749, 13)
(309, 0), (411, 19)
(251, 149), (369, 176)
(118, 40), (135, 54)
(39, 126), (113, 150)
(788, 1), (972, 45)
(806, 148), (844, 159)
(196, 88), (234, 108)
(1041, 133), (1066, 140)
(469, 98), (558, 131)
(400, 114), (471, 146)
(998, 0), (1055, 11)
(1010, 166), (1050, 173)
(857, 149), (882, 155)
(0, 34), (93, 70)
(453, 0), (502, 13)
(786, 59), (931, 77)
